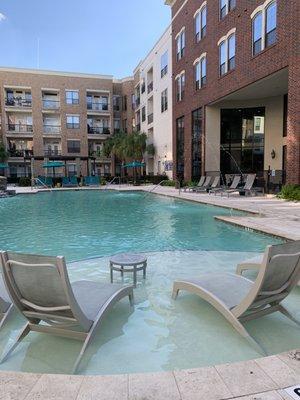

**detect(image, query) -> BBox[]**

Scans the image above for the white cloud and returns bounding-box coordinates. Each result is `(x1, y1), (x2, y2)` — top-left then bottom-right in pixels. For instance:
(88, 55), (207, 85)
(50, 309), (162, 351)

(0, 13), (6, 22)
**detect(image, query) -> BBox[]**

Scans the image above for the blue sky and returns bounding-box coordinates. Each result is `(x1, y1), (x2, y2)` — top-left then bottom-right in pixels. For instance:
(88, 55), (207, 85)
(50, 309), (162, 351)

(0, 0), (171, 78)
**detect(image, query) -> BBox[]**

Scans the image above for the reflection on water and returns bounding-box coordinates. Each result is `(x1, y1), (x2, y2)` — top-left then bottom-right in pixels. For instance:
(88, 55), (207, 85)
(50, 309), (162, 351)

(0, 250), (299, 376)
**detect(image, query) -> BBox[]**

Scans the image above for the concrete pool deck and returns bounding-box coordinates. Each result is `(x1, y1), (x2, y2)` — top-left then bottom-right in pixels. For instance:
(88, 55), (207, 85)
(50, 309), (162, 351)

(0, 349), (299, 399)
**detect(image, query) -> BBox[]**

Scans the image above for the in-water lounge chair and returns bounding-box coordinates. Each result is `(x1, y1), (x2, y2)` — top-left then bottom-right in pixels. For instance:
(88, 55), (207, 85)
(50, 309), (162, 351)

(172, 241), (300, 354)
(184, 176), (205, 192)
(0, 275), (13, 330)
(0, 251), (134, 373)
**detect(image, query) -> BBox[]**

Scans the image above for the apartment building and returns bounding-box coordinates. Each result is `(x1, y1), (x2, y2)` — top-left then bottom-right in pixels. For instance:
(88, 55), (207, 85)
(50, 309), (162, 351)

(0, 68), (134, 178)
(133, 26), (173, 178)
(166, 0), (300, 187)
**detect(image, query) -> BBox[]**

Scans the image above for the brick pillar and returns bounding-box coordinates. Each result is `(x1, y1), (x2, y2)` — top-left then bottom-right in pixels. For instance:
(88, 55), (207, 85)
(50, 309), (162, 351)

(286, 62), (300, 184)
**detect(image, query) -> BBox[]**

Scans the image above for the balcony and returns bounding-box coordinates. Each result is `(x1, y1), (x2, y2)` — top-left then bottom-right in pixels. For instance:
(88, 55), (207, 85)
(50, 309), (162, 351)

(43, 125), (61, 134)
(44, 149), (62, 157)
(148, 113), (153, 124)
(87, 126), (110, 135)
(42, 99), (60, 110)
(6, 124), (33, 134)
(135, 98), (140, 108)
(5, 97), (32, 108)
(87, 102), (109, 112)
(8, 148), (34, 158)
(147, 82), (153, 94)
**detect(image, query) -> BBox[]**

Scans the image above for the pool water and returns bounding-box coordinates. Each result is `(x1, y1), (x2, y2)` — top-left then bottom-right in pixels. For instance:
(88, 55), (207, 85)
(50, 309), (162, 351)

(0, 190), (298, 376)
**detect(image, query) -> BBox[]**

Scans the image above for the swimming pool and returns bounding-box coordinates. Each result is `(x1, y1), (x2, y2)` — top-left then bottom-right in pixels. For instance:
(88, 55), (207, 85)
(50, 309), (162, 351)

(0, 191), (299, 375)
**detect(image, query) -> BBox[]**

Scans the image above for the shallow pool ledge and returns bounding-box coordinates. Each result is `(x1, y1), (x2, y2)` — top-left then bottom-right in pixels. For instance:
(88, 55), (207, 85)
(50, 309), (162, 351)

(1, 349), (299, 400)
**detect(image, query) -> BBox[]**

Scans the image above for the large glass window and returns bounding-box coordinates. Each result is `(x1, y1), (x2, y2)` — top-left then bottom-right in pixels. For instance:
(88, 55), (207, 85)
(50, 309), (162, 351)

(176, 117), (185, 177)
(66, 90), (79, 105)
(161, 51), (168, 77)
(252, 1), (277, 55)
(66, 115), (80, 129)
(67, 140), (81, 154)
(220, 0), (235, 19)
(161, 89), (168, 113)
(219, 41), (227, 75)
(220, 107), (265, 175)
(228, 34), (236, 71)
(176, 73), (185, 101)
(192, 108), (202, 180)
(219, 33), (235, 76)
(195, 57), (207, 90)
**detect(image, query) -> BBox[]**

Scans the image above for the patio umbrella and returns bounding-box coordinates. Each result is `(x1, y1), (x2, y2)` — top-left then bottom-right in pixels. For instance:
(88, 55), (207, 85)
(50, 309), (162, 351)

(0, 163), (8, 169)
(122, 161), (145, 184)
(43, 161), (64, 177)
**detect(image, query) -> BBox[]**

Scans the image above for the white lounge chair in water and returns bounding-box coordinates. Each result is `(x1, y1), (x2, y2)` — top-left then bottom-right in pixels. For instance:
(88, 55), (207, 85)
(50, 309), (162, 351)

(0, 275), (13, 329)
(172, 241), (300, 354)
(0, 251), (134, 373)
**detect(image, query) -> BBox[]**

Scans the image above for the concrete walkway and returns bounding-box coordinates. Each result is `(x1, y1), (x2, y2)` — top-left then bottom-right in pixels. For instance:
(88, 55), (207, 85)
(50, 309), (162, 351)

(1, 349), (299, 399)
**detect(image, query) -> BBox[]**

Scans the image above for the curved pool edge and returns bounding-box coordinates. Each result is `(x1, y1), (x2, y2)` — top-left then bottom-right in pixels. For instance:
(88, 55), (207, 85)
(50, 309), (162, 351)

(1, 349), (299, 399)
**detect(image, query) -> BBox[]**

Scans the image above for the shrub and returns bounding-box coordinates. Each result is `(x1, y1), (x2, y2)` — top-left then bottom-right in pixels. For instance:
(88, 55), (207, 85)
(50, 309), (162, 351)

(19, 177), (31, 187)
(161, 180), (176, 187)
(278, 184), (300, 201)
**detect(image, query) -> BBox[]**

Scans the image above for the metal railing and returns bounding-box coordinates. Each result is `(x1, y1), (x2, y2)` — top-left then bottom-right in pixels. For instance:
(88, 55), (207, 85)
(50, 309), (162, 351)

(87, 102), (109, 111)
(8, 149), (33, 157)
(144, 179), (181, 196)
(42, 99), (60, 109)
(87, 126), (110, 135)
(66, 123), (80, 129)
(5, 97), (32, 108)
(6, 124), (33, 133)
(104, 176), (121, 190)
(32, 177), (53, 191)
(44, 150), (62, 156)
(43, 125), (61, 134)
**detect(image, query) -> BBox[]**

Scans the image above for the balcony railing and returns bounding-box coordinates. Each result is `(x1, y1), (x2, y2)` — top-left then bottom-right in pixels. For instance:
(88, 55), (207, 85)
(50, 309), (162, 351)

(87, 102), (109, 111)
(42, 99), (60, 110)
(147, 82), (153, 94)
(43, 125), (61, 134)
(44, 149), (62, 156)
(148, 113), (153, 124)
(5, 97), (32, 108)
(87, 126), (110, 135)
(8, 149), (34, 157)
(66, 123), (80, 129)
(6, 124), (33, 133)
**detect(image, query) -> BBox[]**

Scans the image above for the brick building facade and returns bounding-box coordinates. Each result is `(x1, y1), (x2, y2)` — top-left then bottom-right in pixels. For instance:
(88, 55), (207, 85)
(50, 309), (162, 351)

(167, 0), (299, 187)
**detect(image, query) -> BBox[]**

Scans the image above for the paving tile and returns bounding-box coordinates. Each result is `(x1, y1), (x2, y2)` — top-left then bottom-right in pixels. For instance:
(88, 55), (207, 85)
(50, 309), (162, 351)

(278, 389), (296, 400)
(215, 360), (278, 397)
(255, 356), (300, 388)
(233, 390), (284, 399)
(77, 374), (128, 400)
(0, 371), (41, 400)
(174, 366), (232, 400)
(278, 350), (300, 375)
(25, 374), (84, 400)
(128, 371), (180, 400)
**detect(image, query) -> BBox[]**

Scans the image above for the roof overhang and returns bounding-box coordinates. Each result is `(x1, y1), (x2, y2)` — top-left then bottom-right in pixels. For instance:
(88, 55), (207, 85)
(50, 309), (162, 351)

(165, 0), (177, 6)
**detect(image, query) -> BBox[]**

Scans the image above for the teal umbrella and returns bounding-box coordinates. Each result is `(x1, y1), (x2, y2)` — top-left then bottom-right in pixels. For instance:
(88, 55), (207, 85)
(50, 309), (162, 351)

(122, 161), (145, 168)
(0, 163), (8, 169)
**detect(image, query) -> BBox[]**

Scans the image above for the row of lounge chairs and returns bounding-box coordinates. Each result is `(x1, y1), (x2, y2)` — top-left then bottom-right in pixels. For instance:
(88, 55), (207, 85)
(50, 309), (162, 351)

(184, 174), (260, 197)
(36, 176), (101, 188)
(0, 241), (299, 373)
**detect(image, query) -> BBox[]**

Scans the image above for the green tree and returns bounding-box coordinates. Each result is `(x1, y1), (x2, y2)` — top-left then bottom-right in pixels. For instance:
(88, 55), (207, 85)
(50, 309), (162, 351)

(0, 141), (8, 163)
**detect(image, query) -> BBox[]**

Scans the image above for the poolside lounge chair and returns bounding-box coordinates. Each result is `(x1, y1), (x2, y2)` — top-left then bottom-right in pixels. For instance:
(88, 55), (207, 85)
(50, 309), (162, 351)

(194, 176), (212, 192)
(184, 176), (205, 192)
(0, 275), (13, 330)
(0, 251), (134, 373)
(217, 175), (241, 197)
(85, 176), (100, 186)
(196, 176), (220, 193)
(172, 241), (300, 354)
(62, 177), (78, 188)
(236, 254), (264, 276)
(227, 174), (257, 197)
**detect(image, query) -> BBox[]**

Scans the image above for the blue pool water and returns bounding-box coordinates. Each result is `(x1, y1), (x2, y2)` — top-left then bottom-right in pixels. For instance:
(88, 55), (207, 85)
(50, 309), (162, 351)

(0, 190), (297, 376)
(0, 190), (280, 260)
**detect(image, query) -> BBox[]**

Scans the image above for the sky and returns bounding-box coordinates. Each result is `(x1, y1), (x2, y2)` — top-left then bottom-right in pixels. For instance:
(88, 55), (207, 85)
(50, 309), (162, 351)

(0, 0), (171, 78)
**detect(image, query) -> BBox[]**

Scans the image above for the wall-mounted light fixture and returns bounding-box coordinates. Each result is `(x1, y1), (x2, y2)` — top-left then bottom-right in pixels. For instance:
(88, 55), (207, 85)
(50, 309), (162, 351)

(271, 149), (276, 159)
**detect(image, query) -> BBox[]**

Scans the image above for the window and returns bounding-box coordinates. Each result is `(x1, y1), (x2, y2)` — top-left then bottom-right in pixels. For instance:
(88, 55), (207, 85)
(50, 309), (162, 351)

(141, 78), (146, 94)
(113, 96), (121, 111)
(161, 89), (168, 113)
(67, 164), (77, 177)
(66, 115), (80, 129)
(253, 12), (263, 55)
(176, 29), (185, 61)
(114, 119), (121, 133)
(123, 95), (127, 111)
(161, 51), (168, 77)
(66, 90), (79, 105)
(218, 31), (236, 76)
(220, 0), (236, 19)
(195, 55), (207, 90)
(283, 94), (288, 137)
(142, 106), (146, 122)
(176, 117), (185, 177)
(67, 140), (81, 154)
(192, 108), (202, 180)
(176, 72), (185, 102)
(195, 4), (207, 42)
(252, 1), (277, 55)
